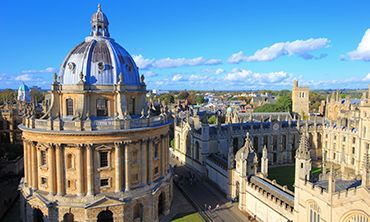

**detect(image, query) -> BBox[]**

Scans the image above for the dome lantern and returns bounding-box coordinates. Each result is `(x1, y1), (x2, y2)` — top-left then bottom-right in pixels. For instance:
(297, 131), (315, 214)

(91, 4), (110, 37)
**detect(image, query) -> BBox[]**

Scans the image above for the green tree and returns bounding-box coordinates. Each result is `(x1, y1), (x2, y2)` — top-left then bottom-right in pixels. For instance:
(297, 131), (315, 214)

(159, 93), (175, 105)
(208, 115), (217, 124)
(30, 87), (45, 103)
(195, 95), (205, 104)
(0, 89), (16, 104)
(177, 91), (189, 100)
(254, 92), (292, 113)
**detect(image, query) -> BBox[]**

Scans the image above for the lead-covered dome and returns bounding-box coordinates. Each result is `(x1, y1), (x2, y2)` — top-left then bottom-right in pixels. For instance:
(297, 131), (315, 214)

(59, 5), (140, 86)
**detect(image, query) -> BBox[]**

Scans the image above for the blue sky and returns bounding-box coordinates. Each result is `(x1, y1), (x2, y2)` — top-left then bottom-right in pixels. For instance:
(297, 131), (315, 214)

(1, 0), (370, 90)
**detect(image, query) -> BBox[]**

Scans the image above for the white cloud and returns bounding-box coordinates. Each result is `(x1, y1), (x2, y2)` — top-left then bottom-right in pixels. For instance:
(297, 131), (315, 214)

(363, 73), (370, 81)
(224, 68), (291, 85)
(15, 74), (32, 81)
(22, 67), (58, 73)
(215, 68), (225, 75)
(133, 54), (222, 69)
(228, 38), (330, 63)
(347, 29), (370, 61)
(142, 71), (158, 78)
(172, 74), (183, 81)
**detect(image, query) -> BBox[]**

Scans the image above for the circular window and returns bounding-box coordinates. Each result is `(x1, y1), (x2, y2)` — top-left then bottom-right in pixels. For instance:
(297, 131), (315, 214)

(67, 62), (75, 71)
(98, 62), (105, 71)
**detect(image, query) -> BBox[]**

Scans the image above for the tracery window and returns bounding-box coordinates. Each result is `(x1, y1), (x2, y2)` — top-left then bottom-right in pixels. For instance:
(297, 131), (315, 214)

(308, 202), (320, 222)
(342, 212), (369, 222)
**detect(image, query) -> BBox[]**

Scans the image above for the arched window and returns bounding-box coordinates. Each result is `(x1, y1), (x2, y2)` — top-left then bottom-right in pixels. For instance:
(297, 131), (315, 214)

(97, 210), (113, 222)
(96, 99), (108, 117)
(233, 137), (239, 155)
(131, 97), (136, 115)
(154, 143), (159, 159)
(158, 192), (165, 217)
(63, 213), (74, 222)
(66, 154), (74, 169)
(33, 208), (44, 222)
(195, 141), (200, 160)
(342, 212), (369, 222)
(66, 98), (73, 116)
(308, 202), (321, 222)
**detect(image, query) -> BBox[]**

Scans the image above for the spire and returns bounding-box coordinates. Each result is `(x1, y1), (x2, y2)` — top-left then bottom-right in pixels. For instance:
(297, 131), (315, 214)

(91, 4), (110, 37)
(296, 130), (311, 160)
(261, 145), (268, 177)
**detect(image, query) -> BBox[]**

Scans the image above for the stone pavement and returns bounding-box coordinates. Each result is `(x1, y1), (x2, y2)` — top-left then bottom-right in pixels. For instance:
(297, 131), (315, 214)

(171, 160), (251, 222)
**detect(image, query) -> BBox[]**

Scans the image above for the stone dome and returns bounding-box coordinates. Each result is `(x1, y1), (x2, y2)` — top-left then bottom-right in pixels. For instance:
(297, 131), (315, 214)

(17, 82), (30, 103)
(59, 5), (140, 86)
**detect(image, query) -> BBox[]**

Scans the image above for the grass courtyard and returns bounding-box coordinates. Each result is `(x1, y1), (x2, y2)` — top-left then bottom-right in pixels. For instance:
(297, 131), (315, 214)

(171, 212), (203, 222)
(268, 165), (296, 191)
(267, 165), (322, 192)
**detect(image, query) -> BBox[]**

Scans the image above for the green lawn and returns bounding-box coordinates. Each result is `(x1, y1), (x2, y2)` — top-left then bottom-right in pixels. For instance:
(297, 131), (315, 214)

(268, 165), (295, 191)
(171, 212), (203, 222)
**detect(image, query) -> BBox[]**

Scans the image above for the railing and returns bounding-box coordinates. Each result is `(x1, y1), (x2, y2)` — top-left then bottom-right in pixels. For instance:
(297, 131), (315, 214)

(21, 114), (172, 132)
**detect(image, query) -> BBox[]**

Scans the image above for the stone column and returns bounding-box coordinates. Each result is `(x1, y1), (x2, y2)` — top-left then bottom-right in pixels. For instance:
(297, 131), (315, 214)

(86, 144), (94, 195)
(124, 143), (130, 191)
(48, 145), (56, 195)
(141, 140), (148, 185)
(77, 145), (84, 196)
(148, 140), (153, 184)
(161, 136), (165, 176)
(115, 142), (122, 192)
(23, 140), (28, 185)
(56, 144), (65, 196)
(31, 143), (38, 190)
(27, 141), (33, 187)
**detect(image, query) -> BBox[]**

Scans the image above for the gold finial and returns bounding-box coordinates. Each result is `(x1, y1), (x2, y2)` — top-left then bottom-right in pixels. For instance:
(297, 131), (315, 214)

(98, 4), (101, 11)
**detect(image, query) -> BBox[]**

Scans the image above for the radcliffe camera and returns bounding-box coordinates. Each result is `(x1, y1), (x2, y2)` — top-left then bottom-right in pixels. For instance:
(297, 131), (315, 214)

(0, 1), (369, 222)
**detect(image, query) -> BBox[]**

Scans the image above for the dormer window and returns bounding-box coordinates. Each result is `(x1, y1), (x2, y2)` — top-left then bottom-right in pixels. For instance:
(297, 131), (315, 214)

(97, 99), (108, 117)
(66, 98), (74, 116)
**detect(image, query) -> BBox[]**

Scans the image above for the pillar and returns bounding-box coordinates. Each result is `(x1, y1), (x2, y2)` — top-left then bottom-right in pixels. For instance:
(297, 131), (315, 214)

(48, 145), (56, 195)
(86, 144), (94, 195)
(56, 144), (65, 196)
(31, 143), (38, 190)
(23, 140), (28, 185)
(124, 143), (130, 191)
(148, 140), (153, 184)
(161, 136), (165, 176)
(77, 145), (84, 196)
(115, 143), (122, 192)
(27, 141), (33, 187)
(141, 140), (148, 185)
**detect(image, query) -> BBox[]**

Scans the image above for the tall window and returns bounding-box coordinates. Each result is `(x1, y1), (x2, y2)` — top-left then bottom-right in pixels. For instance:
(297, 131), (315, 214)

(131, 97), (136, 115)
(96, 99), (108, 117)
(309, 202), (320, 222)
(100, 151), (108, 167)
(66, 154), (74, 169)
(154, 143), (159, 159)
(66, 99), (73, 116)
(41, 150), (47, 166)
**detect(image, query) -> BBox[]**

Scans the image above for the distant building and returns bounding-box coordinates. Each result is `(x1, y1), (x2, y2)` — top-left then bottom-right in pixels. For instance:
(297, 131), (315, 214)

(292, 80), (309, 116)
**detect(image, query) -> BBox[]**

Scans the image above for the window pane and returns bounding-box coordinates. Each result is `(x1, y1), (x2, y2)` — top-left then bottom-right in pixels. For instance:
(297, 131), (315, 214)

(100, 152), (108, 167)
(66, 99), (73, 116)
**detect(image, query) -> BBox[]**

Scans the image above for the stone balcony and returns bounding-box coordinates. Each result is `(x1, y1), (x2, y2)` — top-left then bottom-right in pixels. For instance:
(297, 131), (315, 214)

(20, 114), (172, 132)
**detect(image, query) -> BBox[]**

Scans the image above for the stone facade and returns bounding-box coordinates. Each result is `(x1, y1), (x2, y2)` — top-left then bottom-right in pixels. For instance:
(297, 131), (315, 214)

(19, 5), (172, 222)
(0, 103), (23, 144)
(292, 80), (309, 116)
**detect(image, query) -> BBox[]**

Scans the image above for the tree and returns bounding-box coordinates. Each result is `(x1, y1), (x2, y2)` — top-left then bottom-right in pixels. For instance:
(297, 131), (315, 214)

(177, 91), (189, 100)
(208, 115), (217, 124)
(309, 92), (326, 113)
(254, 92), (292, 113)
(159, 93), (175, 105)
(0, 89), (16, 105)
(195, 95), (205, 104)
(30, 87), (45, 104)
